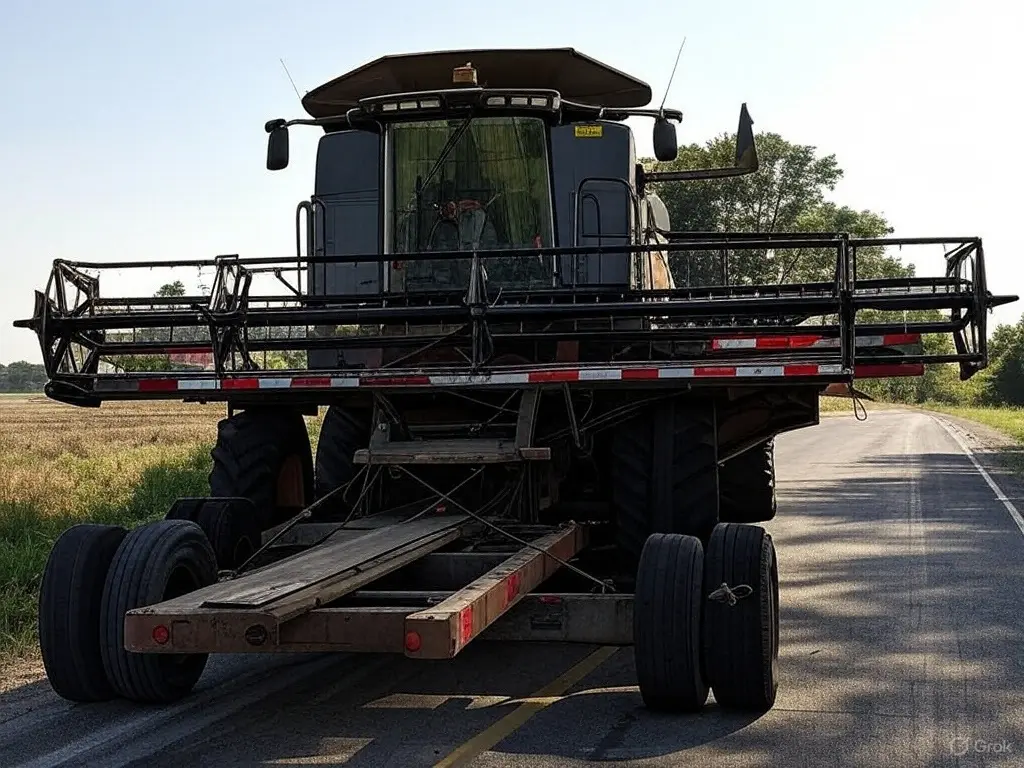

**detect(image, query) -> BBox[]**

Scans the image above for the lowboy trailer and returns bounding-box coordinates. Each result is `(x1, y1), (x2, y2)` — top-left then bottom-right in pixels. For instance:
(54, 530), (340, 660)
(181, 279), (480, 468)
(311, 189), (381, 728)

(17, 48), (1016, 712)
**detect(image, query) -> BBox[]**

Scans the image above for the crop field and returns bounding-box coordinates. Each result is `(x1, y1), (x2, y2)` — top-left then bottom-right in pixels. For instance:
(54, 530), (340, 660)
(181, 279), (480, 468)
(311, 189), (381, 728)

(0, 396), (324, 679)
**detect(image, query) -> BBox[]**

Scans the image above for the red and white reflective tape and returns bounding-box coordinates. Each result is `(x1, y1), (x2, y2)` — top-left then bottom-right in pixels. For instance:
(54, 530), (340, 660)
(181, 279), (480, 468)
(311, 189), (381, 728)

(711, 333), (921, 351)
(98, 362), (866, 393)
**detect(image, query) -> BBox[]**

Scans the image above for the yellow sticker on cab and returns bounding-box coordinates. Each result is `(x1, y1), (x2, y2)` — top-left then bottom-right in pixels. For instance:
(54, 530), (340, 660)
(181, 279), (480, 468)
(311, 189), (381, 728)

(574, 124), (603, 138)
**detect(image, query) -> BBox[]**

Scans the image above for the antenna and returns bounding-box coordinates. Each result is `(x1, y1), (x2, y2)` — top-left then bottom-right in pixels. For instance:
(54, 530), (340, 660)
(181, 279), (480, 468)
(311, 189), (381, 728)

(279, 58), (303, 101)
(658, 37), (687, 113)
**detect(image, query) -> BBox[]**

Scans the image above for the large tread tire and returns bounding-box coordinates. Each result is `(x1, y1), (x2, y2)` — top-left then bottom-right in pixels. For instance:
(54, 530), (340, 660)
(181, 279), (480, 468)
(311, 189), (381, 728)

(99, 520), (218, 704)
(610, 399), (719, 565)
(634, 533), (709, 712)
(719, 438), (777, 524)
(702, 522), (780, 711)
(209, 408), (313, 529)
(38, 524), (128, 702)
(314, 405), (371, 505)
(196, 498), (263, 570)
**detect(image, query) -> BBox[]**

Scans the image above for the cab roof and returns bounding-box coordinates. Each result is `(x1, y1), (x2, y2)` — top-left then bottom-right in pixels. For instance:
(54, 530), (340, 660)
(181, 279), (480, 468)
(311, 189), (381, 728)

(300, 48), (653, 117)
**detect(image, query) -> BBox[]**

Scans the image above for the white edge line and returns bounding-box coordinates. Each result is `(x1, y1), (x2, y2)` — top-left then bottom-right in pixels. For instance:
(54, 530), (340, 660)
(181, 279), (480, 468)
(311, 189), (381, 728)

(932, 415), (1024, 537)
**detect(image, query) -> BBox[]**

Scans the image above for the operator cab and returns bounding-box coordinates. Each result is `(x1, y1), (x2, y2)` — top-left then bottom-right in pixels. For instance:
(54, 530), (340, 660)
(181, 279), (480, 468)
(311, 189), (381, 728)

(265, 48), (756, 301)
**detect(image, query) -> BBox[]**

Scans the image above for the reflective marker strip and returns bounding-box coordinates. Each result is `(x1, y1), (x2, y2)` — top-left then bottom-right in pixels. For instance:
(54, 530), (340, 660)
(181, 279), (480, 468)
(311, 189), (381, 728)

(97, 362), (866, 394)
(712, 333), (921, 350)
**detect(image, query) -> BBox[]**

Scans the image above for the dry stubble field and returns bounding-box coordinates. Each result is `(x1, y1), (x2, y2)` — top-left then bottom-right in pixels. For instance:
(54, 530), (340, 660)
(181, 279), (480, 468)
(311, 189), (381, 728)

(0, 395), (331, 689)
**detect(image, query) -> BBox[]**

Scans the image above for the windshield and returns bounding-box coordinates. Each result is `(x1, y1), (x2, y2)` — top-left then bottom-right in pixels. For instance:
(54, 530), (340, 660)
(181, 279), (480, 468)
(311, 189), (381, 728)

(389, 116), (555, 292)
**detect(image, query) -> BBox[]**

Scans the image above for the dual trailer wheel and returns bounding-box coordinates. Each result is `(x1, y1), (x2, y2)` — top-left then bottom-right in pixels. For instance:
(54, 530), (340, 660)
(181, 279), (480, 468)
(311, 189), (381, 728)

(633, 522), (780, 713)
(38, 519), (218, 704)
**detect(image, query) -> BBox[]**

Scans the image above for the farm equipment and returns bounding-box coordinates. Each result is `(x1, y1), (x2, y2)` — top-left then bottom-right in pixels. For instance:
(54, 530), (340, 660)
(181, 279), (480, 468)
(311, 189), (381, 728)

(17, 48), (1016, 711)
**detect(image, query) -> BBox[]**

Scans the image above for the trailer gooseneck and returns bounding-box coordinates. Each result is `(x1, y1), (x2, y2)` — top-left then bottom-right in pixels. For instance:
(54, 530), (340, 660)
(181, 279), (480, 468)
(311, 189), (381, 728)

(18, 48), (1015, 713)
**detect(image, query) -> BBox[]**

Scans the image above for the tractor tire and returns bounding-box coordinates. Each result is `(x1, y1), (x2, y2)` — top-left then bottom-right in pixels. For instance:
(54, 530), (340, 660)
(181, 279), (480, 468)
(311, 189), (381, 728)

(719, 438), (777, 524)
(38, 524), (128, 702)
(314, 405), (371, 510)
(209, 408), (314, 529)
(633, 533), (709, 712)
(702, 522), (780, 711)
(99, 519), (218, 704)
(609, 398), (719, 565)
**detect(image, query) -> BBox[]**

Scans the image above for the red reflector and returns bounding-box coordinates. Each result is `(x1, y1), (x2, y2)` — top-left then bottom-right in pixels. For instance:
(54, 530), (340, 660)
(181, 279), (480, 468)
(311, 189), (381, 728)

(291, 377), (331, 388)
(621, 368), (659, 380)
(787, 335), (824, 348)
(361, 376), (431, 386)
(881, 333), (922, 346)
(757, 336), (793, 349)
(694, 367), (736, 377)
(784, 364), (821, 376)
(404, 631), (422, 653)
(152, 625), (170, 645)
(459, 607), (474, 645)
(222, 378), (259, 389)
(528, 370), (580, 383)
(138, 378), (178, 392)
(855, 363), (925, 378)
(538, 596), (563, 605)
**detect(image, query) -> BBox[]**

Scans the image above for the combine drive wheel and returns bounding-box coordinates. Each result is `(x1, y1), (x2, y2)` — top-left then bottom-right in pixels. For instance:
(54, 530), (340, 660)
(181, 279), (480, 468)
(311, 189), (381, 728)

(100, 519), (218, 704)
(314, 405), (371, 513)
(633, 533), (709, 712)
(702, 522), (780, 711)
(38, 524), (129, 702)
(719, 439), (777, 524)
(165, 497), (263, 570)
(209, 408), (314, 529)
(609, 398), (719, 566)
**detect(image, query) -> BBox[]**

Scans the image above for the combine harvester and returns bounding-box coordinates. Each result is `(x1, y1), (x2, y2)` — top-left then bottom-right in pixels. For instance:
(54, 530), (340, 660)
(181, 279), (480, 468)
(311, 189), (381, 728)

(16, 48), (1016, 710)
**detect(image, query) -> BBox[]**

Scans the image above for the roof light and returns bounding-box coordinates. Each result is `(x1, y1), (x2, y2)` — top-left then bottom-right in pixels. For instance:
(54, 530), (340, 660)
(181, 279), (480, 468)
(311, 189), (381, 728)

(399, 101), (418, 110)
(419, 98), (441, 109)
(510, 96), (529, 106)
(530, 96), (548, 107)
(381, 102), (398, 112)
(486, 96), (506, 106)
(453, 62), (478, 85)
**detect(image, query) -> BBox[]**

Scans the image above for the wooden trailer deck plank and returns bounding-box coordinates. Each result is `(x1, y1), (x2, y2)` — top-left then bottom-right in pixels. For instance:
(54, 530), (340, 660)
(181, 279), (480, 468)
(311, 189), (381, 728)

(403, 523), (588, 659)
(128, 515), (467, 616)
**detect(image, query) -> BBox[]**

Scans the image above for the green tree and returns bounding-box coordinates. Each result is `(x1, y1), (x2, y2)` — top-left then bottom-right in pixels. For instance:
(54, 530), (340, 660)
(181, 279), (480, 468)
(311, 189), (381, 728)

(156, 281), (186, 297)
(644, 132), (913, 286)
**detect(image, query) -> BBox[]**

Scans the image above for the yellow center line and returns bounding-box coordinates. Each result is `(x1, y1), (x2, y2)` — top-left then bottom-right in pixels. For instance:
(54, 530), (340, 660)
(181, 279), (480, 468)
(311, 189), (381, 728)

(433, 645), (620, 768)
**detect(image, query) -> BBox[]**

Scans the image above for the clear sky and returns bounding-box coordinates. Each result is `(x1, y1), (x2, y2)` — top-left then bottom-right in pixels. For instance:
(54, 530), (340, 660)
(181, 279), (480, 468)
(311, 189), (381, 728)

(1, 0), (1020, 363)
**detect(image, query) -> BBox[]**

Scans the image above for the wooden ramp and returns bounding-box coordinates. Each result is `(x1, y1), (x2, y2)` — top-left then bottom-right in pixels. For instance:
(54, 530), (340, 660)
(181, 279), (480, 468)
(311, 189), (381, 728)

(124, 515), (468, 652)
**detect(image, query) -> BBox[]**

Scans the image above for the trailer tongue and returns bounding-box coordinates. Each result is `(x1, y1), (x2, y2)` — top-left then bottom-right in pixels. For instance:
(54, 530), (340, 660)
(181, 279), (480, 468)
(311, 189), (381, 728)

(21, 48), (1015, 713)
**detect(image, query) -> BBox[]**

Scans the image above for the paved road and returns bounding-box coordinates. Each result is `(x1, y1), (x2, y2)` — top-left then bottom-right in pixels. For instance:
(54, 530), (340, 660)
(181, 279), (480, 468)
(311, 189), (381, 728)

(3, 409), (1024, 767)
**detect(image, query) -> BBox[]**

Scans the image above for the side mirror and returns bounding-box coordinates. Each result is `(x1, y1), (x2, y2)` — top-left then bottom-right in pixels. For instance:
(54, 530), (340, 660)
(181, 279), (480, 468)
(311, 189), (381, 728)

(266, 120), (290, 171)
(734, 103), (756, 172)
(652, 117), (678, 162)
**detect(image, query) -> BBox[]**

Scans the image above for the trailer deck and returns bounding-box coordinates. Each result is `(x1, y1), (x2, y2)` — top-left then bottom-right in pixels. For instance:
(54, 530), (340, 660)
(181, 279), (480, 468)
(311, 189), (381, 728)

(122, 513), (594, 660)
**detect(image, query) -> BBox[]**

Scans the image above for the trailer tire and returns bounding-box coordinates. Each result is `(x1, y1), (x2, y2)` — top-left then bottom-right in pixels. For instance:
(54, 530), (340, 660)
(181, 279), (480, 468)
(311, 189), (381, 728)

(209, 408), (314, 529)
(196, 498), (262, 570)
(702, 522), (780, 711)
(314, 405), (371, 509)
(165, 497), (206, 522)
(100, 519), (218, 704)
(38, 524), (128, 702)
(719, 439), (777, 524)
(634, 533), (709, 712)
(610, 399), (718, 565)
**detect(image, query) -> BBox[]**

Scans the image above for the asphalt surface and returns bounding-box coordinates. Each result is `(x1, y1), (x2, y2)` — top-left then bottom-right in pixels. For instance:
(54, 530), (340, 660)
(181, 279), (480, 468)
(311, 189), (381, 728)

(3, 408), (1024, 767)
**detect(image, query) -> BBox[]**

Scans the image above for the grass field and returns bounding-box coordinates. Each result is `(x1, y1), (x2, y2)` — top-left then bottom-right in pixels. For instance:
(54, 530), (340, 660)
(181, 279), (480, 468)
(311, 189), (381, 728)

(0, 397), (228, 666)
